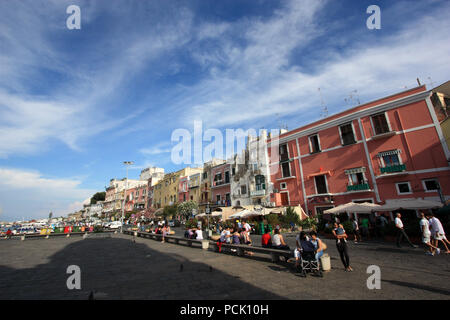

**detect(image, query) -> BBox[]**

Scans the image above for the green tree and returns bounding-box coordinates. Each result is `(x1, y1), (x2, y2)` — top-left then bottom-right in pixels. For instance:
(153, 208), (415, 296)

(177, 201), (198, 219)
(163, 204), (178, 218)
(280, 206), (301, 226)
(90, 192), (106, 204)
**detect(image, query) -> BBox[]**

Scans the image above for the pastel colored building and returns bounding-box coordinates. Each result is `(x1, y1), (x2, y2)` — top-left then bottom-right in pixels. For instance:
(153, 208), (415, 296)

(268, 85), (450, 220)
(210, 162), (232, 207)
(178, 176), (189, 203)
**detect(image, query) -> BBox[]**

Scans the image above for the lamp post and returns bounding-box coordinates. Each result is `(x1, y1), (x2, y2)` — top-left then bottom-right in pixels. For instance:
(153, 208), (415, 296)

(121, 161), (134, 232)
(205, 201), (210, 239)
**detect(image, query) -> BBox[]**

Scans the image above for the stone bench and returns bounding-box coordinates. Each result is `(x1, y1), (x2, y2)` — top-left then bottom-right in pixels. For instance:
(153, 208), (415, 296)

(125, 230), (210, 250)
(212, 242), (292, 262)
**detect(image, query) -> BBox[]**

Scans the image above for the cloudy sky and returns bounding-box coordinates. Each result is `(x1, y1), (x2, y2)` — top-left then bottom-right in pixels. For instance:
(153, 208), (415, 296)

(0, 0), (449, 221)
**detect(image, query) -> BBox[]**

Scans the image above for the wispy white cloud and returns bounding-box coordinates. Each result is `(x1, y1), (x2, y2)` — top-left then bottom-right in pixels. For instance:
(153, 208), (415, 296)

(0, 167), (96, 220)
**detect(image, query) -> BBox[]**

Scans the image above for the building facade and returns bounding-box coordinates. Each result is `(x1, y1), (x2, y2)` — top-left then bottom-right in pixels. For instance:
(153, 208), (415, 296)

(211, 162), (232, 207)
(268, 86), (450, 219)
(231, 130), (274, 207)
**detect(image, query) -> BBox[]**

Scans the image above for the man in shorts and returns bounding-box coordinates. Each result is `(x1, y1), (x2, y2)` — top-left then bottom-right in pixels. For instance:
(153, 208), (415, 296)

(427, 213), (450, 254)
(419, 212), (439, 255)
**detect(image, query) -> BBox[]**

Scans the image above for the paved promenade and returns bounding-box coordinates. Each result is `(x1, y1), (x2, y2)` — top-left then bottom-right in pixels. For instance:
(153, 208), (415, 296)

(0, 233), (449, 299)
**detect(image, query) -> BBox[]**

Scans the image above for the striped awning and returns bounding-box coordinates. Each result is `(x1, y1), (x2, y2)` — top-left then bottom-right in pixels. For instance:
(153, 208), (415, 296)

(377, 149), (401, 157)
(344, 167), (366, 175)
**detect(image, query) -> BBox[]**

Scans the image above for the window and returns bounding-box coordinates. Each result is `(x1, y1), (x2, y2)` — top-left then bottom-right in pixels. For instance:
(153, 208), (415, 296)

(280, 182), (287, 190)
(279, 144), (289, 161)
(241, 185), (247, 194)
(339, 123), (356, 145)
(314, 175), (328, 194)
(203, 172), (207, 180)
(309, 134), (321, 153)
(396, 182), (412, 194)
(225, 171), (230, 183)
(423, 179), (440, 192)
(281, 162), (291, 178)
(349, 172), (365, 185)
(371, 113), (390, 135)
(214, 173), (222, 181)
(232, 167), (235, 175)
(255, 175), (265, 190)
(383, 154), (400, 166)
(216, 195), (221, 203)
(183, 194), (186, 201)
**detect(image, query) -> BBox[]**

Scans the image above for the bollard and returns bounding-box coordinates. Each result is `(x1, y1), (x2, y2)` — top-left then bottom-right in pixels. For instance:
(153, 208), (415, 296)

(66, 233), (70, 238)
(134, 231), (138, 237)
(21, 235), (25, 241)
(45, 235), (49, 239)
(201, 240), (210, 250)
(83, 232), (88, 239)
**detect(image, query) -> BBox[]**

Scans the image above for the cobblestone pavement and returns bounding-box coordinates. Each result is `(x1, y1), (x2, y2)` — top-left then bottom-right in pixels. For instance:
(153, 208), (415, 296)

(0, 232), (449, 300)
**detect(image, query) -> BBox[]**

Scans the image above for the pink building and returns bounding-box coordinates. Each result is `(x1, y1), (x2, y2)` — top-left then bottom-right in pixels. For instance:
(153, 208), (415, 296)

(210, 163), (232, 206)
(125, 187), (136, 212)
(268, 86), (450, 221)
(178, 176), (189, 203)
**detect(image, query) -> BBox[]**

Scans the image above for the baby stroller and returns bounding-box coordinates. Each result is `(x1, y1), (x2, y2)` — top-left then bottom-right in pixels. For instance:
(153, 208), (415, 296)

(298, 240), (323, 277)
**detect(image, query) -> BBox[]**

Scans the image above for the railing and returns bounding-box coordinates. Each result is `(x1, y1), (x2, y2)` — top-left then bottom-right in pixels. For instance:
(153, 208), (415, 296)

(250, 189), (266, 197)
(347, 183), (370, 192)
(380, 164), (406, 174)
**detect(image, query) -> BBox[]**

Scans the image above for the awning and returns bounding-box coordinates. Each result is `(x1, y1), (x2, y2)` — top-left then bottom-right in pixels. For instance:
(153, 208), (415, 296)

(377, 149), (401, 157)
(154, 208), (164, 216)
(344, 167), (366, 175)
(324, 202), (381, 214)
(377, 199), (443, 211)
(307, 171), (332, 179)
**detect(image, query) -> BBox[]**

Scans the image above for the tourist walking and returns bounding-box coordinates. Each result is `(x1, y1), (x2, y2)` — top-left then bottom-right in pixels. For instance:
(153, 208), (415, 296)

(351, 217), (361, 243)
(419, 212), (440, 255)
(427, 213), (450, 254)
(395, 213), (418, 248)
(332, 223), (352, 272)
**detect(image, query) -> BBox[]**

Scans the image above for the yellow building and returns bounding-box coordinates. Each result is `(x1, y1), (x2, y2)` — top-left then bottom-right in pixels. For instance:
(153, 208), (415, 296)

(153, 167), (203, 208)
(188, 173), (202, 203)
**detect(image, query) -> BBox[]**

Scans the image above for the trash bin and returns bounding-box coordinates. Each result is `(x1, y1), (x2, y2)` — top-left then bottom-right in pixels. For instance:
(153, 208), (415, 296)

(320, 254), (331, 271)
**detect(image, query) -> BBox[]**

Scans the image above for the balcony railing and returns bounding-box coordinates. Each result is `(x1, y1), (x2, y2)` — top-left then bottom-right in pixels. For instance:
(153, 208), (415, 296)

(250, 189), (266, 197)
(380, 164), (406, 174)
(347, 183), (370, 192)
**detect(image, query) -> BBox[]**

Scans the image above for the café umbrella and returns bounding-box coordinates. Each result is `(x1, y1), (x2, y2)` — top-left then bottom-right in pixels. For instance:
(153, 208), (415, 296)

(324, 202), (381, 214)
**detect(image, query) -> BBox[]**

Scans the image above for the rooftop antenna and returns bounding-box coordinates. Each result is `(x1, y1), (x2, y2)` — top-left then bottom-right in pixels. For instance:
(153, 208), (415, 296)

(318, 88), (328, 118)
(347, 90), (360, 107)
(416, 78), (421, 86)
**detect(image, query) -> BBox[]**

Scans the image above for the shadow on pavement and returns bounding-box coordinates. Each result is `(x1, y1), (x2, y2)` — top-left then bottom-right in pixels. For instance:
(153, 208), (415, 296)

(0, 236), (286, 300)
(381, 279), (450, 296)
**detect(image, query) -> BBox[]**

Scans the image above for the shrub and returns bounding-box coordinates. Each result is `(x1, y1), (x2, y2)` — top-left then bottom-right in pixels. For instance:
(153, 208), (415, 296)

(299, 217), (318, 230)
(266, 213), (281, 226)
(280, 207), (301, 226)
(93, 225), (103, 233)
(342, 220), (354, 233)
(185, 218), (198, 229)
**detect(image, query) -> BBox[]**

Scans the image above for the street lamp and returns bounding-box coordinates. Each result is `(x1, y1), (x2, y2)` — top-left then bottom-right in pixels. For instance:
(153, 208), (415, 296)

(121, 161), (134, 232)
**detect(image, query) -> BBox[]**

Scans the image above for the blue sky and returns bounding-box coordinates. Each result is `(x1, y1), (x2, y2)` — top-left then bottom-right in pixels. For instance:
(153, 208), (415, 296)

(0, 0), (449, 221)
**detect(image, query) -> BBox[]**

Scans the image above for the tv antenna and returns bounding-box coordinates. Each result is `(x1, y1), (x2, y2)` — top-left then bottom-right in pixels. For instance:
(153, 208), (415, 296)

(318, 88), (328, 118)
(350, 90), (361, 106)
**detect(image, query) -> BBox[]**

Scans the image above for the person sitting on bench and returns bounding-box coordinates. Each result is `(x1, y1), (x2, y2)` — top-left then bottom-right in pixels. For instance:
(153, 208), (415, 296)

(272, 229), (290, 250)
(261, 229), (272, 248)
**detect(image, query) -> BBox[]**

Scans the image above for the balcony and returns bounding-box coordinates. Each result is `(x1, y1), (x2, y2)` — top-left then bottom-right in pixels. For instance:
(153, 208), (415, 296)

(347, 183), (370, 192)
(250, 189), (266, 197)
(380, 164), (406, 174)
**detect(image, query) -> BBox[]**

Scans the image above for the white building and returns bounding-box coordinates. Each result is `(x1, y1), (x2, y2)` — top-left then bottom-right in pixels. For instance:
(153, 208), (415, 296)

(230, 130), (274, 207)
(140, 167), (165, 185)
